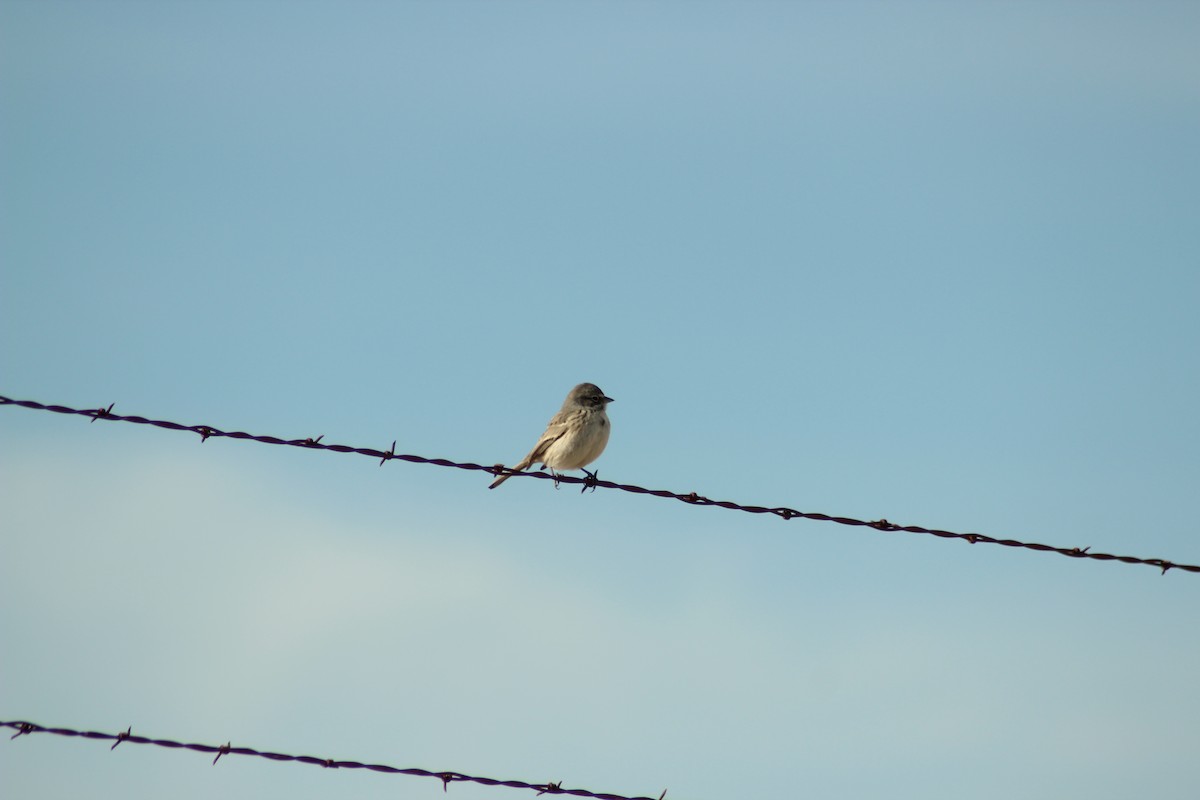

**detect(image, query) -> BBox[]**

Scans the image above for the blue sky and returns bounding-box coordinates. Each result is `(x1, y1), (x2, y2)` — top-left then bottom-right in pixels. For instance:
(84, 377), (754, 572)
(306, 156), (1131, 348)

(2, 2), (1198, 798)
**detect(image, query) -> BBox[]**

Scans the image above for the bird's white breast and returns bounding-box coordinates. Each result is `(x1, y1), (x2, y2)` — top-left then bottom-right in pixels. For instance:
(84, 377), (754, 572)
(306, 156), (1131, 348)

(542, 410), (610, 470)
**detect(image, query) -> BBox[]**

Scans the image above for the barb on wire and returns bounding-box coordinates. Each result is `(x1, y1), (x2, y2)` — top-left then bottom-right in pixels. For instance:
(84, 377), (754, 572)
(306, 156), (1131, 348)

(0, 720), (665, 800)
(1, 394), (1196, 576)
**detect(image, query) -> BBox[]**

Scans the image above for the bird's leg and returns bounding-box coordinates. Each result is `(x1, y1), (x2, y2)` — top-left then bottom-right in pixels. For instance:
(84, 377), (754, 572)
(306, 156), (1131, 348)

(551, 469), (562, 490)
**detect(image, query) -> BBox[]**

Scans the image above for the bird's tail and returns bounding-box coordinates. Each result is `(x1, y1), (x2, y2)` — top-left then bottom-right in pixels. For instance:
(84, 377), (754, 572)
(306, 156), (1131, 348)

(488, 458), (531, 490)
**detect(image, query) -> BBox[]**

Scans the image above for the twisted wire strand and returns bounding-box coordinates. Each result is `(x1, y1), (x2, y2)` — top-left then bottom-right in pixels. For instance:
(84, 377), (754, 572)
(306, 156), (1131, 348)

(2, 394), (1195, 575)
(1, 720), (666, 800)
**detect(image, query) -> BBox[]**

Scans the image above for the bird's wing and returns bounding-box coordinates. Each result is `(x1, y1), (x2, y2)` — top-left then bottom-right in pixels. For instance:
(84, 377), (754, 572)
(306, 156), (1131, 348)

(515, 411), (573, 469)
(489, 410), (577, 489)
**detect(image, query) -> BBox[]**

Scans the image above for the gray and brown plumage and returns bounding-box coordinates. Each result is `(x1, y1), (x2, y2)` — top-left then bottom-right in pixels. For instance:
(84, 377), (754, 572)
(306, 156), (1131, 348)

(488, 383), (614, 489)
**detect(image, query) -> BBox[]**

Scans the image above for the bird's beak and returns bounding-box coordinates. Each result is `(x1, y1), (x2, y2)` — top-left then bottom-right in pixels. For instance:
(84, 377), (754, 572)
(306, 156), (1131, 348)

(603, 395), (615, 403)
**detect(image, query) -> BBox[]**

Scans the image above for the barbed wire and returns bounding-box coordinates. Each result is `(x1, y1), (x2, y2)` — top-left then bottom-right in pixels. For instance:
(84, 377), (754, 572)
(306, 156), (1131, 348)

(1, 719), (668, 800)
(2, 393), (1196, 575)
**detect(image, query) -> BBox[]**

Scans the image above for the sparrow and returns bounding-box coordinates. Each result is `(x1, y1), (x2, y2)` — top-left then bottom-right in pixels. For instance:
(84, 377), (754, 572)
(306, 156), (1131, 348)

(489, 382), (614, 489)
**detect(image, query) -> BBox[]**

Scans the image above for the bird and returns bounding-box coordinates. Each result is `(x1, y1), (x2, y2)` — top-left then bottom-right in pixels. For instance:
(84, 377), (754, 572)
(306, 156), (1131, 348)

(488, 383), (614, 490)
